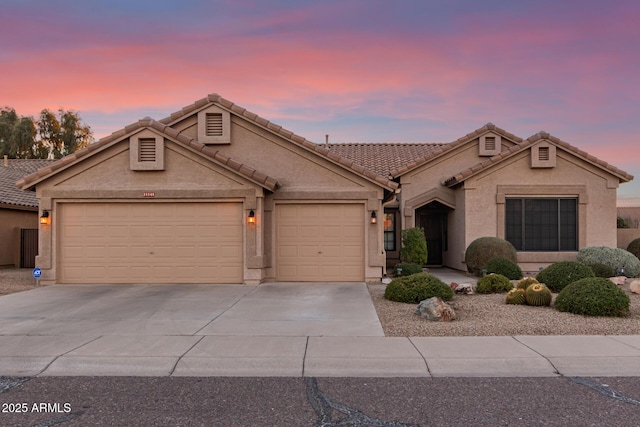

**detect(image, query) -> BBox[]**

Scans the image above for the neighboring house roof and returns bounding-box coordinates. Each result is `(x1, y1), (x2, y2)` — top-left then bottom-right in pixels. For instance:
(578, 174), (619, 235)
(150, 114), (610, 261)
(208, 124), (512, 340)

(326, 143), (448, 178)
(17, 118), (281, 192)
(159, 94), (399, 191)
(442, 131), (634, 187)
(1, 160), (54, 208)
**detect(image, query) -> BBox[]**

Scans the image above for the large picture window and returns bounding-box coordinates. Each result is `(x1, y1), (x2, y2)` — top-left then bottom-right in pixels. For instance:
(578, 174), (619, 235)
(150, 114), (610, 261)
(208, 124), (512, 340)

(505, 198), (577, 251)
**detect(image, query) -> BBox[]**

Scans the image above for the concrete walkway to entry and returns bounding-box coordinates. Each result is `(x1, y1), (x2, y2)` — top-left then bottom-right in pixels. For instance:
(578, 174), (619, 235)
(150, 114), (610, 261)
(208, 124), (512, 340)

(0, 271), (639, 378)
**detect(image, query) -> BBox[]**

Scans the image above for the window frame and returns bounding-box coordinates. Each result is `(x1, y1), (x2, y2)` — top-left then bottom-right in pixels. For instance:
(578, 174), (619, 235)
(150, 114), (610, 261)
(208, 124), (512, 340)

(505, 197), (578, 252)
(383, 212), (396, 252)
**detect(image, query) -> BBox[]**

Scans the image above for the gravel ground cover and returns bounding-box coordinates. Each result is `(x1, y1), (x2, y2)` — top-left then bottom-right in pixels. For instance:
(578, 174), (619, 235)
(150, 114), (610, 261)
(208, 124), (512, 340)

(369, 281), (640, 337)
(0, 268), (38, 295)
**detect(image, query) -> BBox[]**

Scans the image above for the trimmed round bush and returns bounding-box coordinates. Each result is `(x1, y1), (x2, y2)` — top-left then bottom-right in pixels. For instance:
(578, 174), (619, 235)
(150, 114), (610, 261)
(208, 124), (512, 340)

(465, 237), (517, 276)
(577, 246), (640, 278)
(587, 263), (615, 278)
(517, 277), (539, 290)
(627, 238), (640, 260)
(384, 272), (454, 303)
(393, 262), (423, 277)
(536, 261), (595, 292)
(483, 257), (523, 280)
(524, 283), (552, 306)
(505, 288), (526, 305)
(476, 273), (514, 294)
(555, 277), (630, 317)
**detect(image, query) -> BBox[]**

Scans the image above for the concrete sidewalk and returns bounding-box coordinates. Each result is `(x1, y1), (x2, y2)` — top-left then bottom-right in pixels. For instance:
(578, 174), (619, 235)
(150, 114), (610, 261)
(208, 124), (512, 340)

(2, 334), (640, 377)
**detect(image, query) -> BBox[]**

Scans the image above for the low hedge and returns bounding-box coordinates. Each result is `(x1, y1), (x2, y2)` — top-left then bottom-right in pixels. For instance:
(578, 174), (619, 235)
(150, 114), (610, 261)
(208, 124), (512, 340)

(536, 261), (594, 292)
(476, 273), (513, 294)
(384, 272), (454, 303)
(483, 257), (523, 280)
(555, 277), (630, 317)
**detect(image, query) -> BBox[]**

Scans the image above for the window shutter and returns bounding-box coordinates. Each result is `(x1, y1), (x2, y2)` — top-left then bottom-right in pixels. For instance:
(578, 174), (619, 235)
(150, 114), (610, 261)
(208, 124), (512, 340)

(206, 113), (223, 136)
(138, 138), (156, 162)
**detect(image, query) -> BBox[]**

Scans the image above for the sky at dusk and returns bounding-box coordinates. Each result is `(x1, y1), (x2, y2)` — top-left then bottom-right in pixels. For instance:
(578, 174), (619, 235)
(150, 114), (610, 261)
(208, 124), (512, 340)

(2, 0), (639, 204)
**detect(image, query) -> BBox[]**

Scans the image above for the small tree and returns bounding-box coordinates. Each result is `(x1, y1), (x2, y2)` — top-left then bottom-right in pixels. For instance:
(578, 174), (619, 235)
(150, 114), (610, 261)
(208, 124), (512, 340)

(400, 227), (427, 265)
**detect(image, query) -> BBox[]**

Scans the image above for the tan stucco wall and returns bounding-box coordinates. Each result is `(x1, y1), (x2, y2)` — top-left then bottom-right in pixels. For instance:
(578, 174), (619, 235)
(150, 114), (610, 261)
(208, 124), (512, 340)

(618, 229), (640, 250)
(0, 208), (38, 267)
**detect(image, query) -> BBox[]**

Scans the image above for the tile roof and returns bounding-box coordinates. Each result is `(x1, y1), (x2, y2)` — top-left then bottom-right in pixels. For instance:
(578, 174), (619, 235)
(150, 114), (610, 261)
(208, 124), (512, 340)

(159, 94), (399, 191)
(326, 143), (448, 178)
(17, 118), (281, 192)
(442, 131), (634, 187)
(1, 160), (54, 208)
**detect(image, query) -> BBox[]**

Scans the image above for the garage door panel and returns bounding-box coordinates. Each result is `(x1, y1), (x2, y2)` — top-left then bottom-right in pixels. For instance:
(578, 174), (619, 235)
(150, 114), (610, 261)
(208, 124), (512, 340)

(58, 202), (243, 284)
(276, 203), (364, 281)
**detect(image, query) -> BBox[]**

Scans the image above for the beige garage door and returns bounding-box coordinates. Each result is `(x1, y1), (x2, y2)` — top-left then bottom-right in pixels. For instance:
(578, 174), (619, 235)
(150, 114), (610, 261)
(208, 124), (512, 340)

(58, 202), (243, 284)
(276, 203), (364, 281)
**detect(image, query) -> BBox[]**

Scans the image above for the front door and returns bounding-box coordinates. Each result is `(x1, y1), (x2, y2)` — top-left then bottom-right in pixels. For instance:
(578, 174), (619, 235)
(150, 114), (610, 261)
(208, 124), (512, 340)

(416, 202), (449, 267)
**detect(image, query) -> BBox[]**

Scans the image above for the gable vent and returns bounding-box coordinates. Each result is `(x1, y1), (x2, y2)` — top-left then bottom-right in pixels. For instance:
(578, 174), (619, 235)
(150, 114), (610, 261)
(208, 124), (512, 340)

(538, 146), (550, 161)
(485, 136), (496, 151)
(138, 138), (156, 162)
(206, 113), (224, 136)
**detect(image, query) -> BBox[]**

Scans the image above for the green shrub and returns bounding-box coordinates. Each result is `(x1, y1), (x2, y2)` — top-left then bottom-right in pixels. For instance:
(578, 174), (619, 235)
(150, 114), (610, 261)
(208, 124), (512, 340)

(384, 272), (454, 303)
(465, 237), (517, 276)
(517, 277), (539, 290)
(393, 262), (423, 277)
(577, 246), (640, 278)
(536, 261), (594, 292)
(555, 277), (630, 317)
(400, 228), (428, 265)
(524, 283), (552, 306)
(627, 238), (640, 260)
(587, 263), (615, 278)
(476, 273), (514, 294)
(483, 257), (523, 280)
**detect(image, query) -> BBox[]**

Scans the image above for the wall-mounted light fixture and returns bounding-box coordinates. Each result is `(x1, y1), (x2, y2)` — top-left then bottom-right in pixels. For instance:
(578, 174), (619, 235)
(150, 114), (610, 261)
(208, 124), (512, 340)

(40, 210), (50, 225)
(248, 210), (256, 224)
(370, 211), (377, 224)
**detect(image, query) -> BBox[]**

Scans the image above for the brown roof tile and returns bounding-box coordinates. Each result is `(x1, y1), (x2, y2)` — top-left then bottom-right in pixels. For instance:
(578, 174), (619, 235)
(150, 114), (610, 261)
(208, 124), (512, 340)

(442, 131), (634, 187)
(159, 94), (399, 191)
(1, 160), (54, 208)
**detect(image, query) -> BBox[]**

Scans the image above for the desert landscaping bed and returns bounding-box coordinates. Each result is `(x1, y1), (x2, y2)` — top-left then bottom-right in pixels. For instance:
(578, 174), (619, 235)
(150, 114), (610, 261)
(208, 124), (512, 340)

(0, 268), (39, 296)
(368, 282), (640, 337)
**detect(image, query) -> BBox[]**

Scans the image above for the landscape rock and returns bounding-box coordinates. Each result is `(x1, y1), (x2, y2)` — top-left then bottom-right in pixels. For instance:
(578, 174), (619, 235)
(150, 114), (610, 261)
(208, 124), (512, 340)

(415, 297), (456, 322)
(630, 279), (640, 295)
(454, 283), (475, 295)
(609, 276), (627, 286)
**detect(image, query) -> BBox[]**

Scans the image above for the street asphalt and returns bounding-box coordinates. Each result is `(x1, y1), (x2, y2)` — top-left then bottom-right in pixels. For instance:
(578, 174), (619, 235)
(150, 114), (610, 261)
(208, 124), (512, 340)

(0, 269), (638, 377)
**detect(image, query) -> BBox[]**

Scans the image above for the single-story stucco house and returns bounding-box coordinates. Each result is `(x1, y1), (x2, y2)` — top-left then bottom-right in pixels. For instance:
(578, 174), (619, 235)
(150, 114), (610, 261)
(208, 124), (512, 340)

(17, 94), (633, 284)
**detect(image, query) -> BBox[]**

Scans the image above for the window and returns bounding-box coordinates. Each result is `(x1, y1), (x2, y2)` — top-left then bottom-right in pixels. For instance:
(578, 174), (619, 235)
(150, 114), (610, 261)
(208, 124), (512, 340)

(384, 212), (395, 251)
(506, 198), (577, 251)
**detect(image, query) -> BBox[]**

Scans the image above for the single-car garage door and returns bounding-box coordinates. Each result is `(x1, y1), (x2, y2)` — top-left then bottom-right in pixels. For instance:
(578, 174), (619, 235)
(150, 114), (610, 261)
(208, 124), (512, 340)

(276, 203), (364, 281)
(58, 202), (243, 284)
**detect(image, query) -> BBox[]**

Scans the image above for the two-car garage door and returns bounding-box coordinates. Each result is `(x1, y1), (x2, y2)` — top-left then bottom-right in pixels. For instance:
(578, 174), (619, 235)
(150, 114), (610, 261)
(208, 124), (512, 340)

(57, 202), (243, 284)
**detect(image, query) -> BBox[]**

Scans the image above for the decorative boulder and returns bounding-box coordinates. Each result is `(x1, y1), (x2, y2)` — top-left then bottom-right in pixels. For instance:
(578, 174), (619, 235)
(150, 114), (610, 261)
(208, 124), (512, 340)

(415, 297), (456, 322)
(454, 283), (475, 294)
(630, 279), (640, 295)
(609, 276), (627, 286)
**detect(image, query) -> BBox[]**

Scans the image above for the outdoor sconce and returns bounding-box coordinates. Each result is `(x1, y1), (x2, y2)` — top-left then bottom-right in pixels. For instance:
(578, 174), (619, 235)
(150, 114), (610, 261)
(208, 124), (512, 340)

(370, 211), (377, 224)
(248, 210), (256, 224)
(40, 210), (50, 225)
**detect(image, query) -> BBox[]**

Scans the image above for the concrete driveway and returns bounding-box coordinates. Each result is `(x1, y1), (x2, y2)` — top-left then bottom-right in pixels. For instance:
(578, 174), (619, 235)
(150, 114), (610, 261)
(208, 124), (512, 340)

(0, 282), (386, 376)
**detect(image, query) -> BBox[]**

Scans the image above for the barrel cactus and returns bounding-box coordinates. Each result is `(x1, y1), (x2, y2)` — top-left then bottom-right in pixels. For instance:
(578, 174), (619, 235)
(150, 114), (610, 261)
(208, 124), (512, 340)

(505, 288), (526, 305)
(517, 277), (539, 290)
(525, 283), (552, 306)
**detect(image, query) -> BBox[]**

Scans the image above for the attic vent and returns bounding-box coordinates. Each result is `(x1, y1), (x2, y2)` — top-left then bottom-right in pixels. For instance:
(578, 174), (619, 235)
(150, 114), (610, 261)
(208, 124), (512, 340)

(206, 113), (223, 136)
(138, 138), (156, 162)
(485, 136), (496, 151)
(538, 146), (550, 161)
